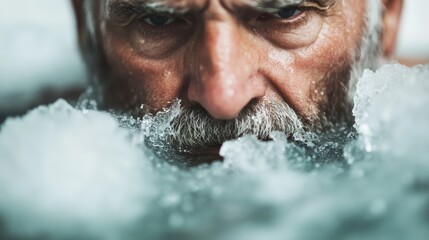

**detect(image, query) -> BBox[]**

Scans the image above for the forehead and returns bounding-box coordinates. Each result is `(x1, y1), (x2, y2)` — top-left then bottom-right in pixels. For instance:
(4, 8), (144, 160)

(106, 0), (337, 13)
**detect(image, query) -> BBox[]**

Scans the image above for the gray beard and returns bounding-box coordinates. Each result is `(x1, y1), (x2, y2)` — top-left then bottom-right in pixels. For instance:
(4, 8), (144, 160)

(170, 96), (303, 149)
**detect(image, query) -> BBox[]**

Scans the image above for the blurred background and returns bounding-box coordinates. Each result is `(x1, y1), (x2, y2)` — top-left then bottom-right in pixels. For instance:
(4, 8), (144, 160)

(0, 0), (428, 123)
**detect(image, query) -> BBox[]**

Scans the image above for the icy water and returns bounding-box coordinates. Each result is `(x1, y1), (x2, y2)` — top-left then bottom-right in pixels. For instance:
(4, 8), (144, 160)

(0, 64), (429, 240)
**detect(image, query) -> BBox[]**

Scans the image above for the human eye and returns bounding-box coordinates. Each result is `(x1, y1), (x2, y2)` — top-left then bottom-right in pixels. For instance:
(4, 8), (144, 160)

(133, 11), (192, 33)
(121, 11), (193, 58)
(109, 3), (191, 32)
(248, 5), (325, 49)
(274, 6), (304, 20)
(256, 6), (310, 28)
(131, 12), (193, 48)
(139, 12), (192, 28)
(104, 2), (195, 58)
(143, 14), (176, 26)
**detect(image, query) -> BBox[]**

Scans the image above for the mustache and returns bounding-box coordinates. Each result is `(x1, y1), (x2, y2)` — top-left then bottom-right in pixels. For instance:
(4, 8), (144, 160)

(169, 97), (303, 149)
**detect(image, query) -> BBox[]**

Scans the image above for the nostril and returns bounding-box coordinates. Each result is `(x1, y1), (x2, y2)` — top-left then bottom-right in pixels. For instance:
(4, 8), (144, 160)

(186, 73), (267, 120)
(248, 97), (263, 107)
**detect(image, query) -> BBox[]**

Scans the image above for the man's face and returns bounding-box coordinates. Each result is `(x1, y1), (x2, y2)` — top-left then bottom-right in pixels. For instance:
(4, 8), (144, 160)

(87, 0), (375, 151)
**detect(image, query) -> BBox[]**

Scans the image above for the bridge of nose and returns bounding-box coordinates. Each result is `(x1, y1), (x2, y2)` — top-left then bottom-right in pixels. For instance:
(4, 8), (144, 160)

(186, 6), (266, 119)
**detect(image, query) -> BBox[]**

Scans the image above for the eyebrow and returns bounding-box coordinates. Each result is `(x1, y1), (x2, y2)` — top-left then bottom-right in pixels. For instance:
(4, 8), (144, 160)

(107, 0), (335, 17)
(107, 0), (204, 16)
(253, 0), (336, 12)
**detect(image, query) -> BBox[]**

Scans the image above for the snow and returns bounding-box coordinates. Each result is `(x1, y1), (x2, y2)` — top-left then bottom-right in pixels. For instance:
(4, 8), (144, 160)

(0, 100), (153, 239)
(1, 64), (429, 240)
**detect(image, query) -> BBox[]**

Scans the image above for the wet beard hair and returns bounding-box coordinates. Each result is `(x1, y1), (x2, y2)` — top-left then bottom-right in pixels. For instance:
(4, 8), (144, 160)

(170, 96), (303, 149)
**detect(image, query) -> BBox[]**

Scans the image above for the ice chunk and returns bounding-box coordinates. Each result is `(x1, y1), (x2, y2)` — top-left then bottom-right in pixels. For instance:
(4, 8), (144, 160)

(1, 64), (429, 240)
(353, 64), (429, 130)
(353, 64), (429, 161)
(0, 100), (154, 239)
(220, 134), (290, 172)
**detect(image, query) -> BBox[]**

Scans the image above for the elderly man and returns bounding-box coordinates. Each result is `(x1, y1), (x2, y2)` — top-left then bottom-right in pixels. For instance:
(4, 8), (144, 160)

(71, 0), (403, 157)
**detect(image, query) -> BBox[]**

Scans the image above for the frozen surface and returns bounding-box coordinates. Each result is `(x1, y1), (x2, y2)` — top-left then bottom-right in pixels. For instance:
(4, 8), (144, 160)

(0, 100), (154, 239)
(0, 64), (429, 240)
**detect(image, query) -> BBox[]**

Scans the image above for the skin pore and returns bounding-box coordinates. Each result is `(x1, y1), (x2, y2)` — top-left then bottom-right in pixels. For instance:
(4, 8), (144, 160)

(71, 0), (404, 157)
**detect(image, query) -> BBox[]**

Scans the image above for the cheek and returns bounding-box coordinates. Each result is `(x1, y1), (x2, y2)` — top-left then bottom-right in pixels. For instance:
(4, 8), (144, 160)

(263, 20), (359, 117)
(263, 14), (324, 49)
(101, 29), (184, 110)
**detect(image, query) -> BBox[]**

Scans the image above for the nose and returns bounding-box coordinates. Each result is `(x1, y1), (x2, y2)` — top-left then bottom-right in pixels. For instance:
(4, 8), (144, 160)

(187, 19), (266, 119)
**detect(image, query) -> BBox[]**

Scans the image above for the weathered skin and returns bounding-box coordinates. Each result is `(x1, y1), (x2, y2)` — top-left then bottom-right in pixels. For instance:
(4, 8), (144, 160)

(72, 0), (403, 131)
